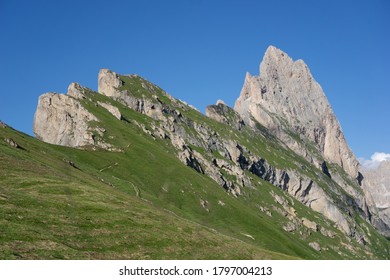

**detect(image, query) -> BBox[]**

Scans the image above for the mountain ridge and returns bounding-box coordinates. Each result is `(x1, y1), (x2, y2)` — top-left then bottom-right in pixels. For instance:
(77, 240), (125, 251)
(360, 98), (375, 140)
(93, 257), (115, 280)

(1, 45), (388, 259)
(32, 46), (386, 240)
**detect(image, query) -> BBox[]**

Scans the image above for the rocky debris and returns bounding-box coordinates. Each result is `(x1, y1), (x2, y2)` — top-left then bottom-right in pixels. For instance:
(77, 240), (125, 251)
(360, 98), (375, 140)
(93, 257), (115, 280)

(97, 101), (122, 120)
(362, 161), (390, 237)
(320, 227), (336, 238)
(218, 145), (352, 235)
(283, 222), (297, 232)
(218, 200), (225, 206)
(4, 138), (20, 148)
(286, 206), (297, 218)
(0, 121), (7, 128)
(240, 233), (255, 240)
(270, 191), (289, 206)
(309, 242), (321, 252)
(234, 46), (359, 180)
(302, 218), (318, 231)
(63, 159), (77, 169)
(258, 205), (272, 217)
(98, 69), (171, 122)
(206, 102), (245, 130)
(272, 205), (289, 217)
(200, 199), (209, 212)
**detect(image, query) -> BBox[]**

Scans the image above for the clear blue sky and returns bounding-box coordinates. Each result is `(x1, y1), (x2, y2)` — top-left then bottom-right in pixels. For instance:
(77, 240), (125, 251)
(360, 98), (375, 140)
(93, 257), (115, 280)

(0, 0), (389, 160)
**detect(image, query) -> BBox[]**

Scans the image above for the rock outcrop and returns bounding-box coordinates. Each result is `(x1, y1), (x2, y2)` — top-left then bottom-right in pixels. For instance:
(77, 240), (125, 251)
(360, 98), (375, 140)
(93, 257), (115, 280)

(206, 101), (245, 130)
(235, 46), (359, 180)
(33, 91), (98, 147)
(33, 83), (117, 150)
(97, 101), (122, 120)
(362, 161), (390, 236)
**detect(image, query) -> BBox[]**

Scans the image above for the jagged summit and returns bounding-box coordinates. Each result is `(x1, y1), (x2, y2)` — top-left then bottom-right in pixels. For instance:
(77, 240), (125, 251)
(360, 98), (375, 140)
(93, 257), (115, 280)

(235, 46), (359, 180)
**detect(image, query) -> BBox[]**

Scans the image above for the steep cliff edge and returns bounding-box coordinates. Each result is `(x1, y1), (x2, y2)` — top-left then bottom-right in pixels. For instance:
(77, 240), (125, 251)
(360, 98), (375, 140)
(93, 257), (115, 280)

(362, 161), (390, 236)
(235, 46), (359, 181)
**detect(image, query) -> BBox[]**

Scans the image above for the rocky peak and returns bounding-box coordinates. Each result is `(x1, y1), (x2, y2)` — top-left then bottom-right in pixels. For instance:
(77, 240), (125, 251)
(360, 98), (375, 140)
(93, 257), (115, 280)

(235, 46), (359, 180)
(260, 46), (294, 83)
(68, 82), (86, 99)
(98, 68), (123, 98)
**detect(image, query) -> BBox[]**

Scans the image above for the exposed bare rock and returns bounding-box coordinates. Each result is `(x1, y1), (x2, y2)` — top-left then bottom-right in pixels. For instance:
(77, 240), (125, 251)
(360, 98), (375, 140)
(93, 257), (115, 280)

(33, 84), (119, 151)
(67, 82), (86, 99)
(206, 102), (244, 130)
(98, 69), (168, 122)
(200, 199), (209, 212)
(216, 99), (226, 106)
(362, 161), (390, 236)
(0, 121), (7, 128)
(98, 69), (123, 98)
(283, 221), (297, 232)
(320, 227), (336, 238)
(33, 92), (99, 147)
(309, 242), (321, 251)
(302, 217), (318, 231)
(270, 191), (289, 206)
(4, 138), (20, 148)
(234, 46), (359, 180)
(97, 101), (122, 120)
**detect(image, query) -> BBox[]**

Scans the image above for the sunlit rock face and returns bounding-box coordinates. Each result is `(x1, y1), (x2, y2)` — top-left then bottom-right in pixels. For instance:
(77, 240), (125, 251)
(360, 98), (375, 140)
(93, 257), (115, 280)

(235, 46), (359, 180)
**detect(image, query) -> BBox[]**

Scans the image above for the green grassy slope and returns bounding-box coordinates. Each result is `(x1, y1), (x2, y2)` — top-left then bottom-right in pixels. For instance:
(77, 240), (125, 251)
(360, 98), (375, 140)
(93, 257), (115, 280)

(0, 126), (296, 259)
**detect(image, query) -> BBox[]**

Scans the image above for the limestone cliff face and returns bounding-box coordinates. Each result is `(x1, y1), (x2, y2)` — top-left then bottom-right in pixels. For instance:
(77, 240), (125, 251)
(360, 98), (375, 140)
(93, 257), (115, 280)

(235, 46), (359, 180)
(33, 82), (119, 150)
(33, 83), (98, 147)
(362, 161), (390, 236)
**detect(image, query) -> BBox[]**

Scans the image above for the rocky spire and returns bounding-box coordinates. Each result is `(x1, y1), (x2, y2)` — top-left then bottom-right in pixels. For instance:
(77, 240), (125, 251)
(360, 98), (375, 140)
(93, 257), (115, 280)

(235, 46), (359, 179)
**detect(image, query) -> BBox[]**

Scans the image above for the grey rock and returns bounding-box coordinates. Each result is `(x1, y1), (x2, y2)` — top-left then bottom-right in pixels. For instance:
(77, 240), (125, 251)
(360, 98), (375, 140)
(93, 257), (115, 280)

(206, 102), (244, 130)
(97, 101), (122, 120)
(234, 46), (359, 180)
(33, 84), (119, 151)
(320, 227), (336, 238)
(68, 82), (87, 99)
(4, 138), (20, 148)
(302, 217), (318, 231)
(33, 92), (98, 147)
(361, 161), (390, 236)
(309, 242), (321, 251)
(98, 69), (123, 98)
(283, 222), (297, 232)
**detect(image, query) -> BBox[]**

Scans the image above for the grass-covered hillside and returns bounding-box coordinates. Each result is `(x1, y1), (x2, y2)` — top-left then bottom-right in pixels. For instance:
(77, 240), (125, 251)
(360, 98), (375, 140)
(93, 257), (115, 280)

(1, 73), (389, 259)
